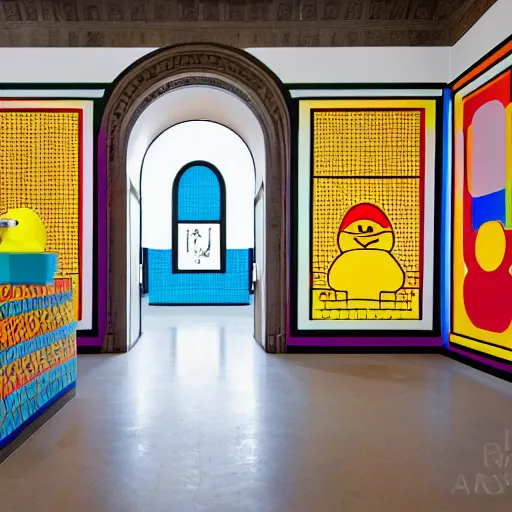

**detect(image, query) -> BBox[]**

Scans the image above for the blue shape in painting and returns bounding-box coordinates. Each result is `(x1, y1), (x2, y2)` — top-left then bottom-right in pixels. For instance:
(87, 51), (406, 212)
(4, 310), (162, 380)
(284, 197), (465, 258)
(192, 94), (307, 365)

(177, 165), (221, 221)
(471, 189), (506, 231)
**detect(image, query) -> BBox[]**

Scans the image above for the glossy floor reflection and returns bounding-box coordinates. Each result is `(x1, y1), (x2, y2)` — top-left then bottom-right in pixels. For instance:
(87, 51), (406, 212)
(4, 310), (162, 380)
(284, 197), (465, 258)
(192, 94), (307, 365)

(1, 302), (512, 511)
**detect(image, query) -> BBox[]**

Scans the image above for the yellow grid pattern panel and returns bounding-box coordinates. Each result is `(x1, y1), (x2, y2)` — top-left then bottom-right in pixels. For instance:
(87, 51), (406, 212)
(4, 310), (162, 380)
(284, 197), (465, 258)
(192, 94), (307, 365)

(0, 111), (80, 279)
(311, 109), (423, 321)
(313, 110), (422, 177)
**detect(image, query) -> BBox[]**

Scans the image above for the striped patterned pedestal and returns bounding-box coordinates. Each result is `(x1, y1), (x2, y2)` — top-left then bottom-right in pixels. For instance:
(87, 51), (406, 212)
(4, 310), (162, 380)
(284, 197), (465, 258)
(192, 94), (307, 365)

(0, 280), (77, 462)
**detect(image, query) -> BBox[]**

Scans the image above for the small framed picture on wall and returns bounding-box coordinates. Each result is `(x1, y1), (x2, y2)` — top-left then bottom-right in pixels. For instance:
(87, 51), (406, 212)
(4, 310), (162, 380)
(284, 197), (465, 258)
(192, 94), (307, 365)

(176, 223), (222, 271)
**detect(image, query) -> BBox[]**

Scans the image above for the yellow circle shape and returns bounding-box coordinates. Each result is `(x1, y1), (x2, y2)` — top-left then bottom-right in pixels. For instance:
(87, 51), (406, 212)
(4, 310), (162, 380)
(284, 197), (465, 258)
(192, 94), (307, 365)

(475, 221), (506, 272)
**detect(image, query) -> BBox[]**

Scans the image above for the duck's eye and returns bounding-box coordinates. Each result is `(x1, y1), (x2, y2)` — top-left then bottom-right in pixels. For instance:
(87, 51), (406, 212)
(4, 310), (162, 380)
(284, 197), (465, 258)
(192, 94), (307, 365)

(358, 225), (364, 233)
(357, 225), (373, 233)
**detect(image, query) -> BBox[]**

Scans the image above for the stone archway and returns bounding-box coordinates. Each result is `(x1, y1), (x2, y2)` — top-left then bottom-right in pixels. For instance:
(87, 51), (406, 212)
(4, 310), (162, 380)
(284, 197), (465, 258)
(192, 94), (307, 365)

(100, 42), (290, 354)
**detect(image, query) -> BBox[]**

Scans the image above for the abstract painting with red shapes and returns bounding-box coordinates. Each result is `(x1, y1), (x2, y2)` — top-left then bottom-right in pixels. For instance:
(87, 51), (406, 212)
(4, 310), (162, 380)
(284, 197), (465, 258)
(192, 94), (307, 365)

(451, 67), (512, 360)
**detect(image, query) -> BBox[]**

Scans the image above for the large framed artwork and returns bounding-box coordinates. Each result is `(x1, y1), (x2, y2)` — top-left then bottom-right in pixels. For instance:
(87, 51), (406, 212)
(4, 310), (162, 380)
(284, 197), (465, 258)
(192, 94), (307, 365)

(451, 54), (512, 362)
(295, 99), (437, 333)
(0, 101), (94, 331)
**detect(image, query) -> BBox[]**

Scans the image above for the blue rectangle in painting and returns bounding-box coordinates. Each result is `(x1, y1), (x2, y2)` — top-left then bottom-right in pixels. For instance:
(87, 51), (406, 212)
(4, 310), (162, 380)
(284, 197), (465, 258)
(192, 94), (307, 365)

(471, 189), (506, 231)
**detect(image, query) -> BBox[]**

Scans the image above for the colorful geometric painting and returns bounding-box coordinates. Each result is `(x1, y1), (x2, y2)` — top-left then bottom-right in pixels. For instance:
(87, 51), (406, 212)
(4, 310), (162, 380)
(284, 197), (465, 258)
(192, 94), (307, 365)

(451, 63), (512, 361)
(0, 101), (94, 331)
(296, 99), (437, 331)
(0, 282), (77, 449)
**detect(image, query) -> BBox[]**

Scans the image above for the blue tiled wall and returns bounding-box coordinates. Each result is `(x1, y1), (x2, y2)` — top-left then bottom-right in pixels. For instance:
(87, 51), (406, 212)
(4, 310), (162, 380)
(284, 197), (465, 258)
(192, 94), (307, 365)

(177, 165), (221, 221)
(147, 249), (251, 305)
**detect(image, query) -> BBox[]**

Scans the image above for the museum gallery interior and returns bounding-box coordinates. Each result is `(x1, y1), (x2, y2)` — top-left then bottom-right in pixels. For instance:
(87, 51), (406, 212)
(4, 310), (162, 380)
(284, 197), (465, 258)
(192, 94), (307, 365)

(1, 0), (512, 510)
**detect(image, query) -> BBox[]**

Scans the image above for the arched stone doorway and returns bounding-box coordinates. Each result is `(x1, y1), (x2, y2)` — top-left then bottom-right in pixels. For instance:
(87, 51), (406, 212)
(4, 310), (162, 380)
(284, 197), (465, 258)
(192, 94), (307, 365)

(100, 43), (290, 354)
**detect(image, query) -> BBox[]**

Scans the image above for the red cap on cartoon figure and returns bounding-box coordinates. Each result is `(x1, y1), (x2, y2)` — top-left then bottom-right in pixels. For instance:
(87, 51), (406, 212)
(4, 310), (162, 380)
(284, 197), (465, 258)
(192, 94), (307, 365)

(339, 203), (391, 233)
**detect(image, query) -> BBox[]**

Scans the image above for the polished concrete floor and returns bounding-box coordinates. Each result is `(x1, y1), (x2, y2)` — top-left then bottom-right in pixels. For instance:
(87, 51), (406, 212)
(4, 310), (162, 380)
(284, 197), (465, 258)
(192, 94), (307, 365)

(1, 301), (512, 511)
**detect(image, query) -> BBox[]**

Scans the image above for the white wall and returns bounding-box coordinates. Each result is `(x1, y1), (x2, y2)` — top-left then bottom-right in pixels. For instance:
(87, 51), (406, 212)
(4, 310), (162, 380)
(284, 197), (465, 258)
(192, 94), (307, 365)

(450, 0), (512, 80)
(0, 48), (153, 83)
(1, 0), (511, 87)
(141, 120), (255, 250)
(250, 47), (449, 84)
(127, 86), (265, 195)
(0, 46), (450, 84)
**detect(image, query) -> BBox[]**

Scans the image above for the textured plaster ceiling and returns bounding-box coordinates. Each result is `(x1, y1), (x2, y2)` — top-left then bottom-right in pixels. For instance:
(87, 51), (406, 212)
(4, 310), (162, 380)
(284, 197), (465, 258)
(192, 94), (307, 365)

(0, 0), (498, 47)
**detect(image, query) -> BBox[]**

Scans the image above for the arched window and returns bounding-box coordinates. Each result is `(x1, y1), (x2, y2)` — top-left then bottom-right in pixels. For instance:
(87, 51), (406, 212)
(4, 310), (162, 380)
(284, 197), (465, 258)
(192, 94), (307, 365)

(172, 161), (226, 273)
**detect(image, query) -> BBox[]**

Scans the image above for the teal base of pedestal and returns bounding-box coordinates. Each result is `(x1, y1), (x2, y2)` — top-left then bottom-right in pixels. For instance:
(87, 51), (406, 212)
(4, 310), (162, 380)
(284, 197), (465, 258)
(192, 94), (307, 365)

(0, 253), (58, 286)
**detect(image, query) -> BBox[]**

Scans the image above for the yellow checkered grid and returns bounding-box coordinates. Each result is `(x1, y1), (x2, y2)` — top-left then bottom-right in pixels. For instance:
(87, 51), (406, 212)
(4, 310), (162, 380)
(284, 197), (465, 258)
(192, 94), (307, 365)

(313, 110), (422, 177)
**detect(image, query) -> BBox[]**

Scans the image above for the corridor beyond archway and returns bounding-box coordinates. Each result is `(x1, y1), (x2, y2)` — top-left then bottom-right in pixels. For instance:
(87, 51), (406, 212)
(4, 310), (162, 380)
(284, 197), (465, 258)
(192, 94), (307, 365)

(101, 43), (290, 354)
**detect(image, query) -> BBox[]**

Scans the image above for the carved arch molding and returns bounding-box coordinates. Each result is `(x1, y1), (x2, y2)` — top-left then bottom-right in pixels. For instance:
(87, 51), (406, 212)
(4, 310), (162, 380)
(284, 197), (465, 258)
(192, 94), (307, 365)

(102, 43), (290, 354)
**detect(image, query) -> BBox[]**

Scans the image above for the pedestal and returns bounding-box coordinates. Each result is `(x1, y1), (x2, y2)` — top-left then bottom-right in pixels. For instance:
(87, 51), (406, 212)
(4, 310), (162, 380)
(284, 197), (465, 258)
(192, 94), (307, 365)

(0, 277), (77, 462)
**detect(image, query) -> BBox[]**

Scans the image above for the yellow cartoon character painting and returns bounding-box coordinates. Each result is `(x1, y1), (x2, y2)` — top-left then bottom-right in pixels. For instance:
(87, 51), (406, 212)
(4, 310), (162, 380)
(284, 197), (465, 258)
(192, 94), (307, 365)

(328, 203), (405, 301)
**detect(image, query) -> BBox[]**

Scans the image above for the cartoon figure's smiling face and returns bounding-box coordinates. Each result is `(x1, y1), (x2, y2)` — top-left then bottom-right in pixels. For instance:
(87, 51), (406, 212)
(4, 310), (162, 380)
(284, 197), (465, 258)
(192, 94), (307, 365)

(337, 204), (395, 253)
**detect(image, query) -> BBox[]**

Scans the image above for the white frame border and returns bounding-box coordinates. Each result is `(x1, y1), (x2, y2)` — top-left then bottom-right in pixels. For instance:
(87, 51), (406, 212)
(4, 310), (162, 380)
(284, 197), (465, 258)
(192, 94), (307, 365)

(296, 97), (437, 331)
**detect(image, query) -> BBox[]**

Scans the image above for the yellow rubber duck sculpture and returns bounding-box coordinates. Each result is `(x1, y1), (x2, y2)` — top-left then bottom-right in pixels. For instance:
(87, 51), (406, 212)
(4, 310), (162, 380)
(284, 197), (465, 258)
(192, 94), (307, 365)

(328, 203), (405, 301)
(0, 208), (47, 253)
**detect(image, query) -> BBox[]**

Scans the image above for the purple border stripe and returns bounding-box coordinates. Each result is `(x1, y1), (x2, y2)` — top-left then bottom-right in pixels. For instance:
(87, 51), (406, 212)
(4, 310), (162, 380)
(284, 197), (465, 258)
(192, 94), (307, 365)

(287, 336), (443, 347)
(449, 344), (512, 373)
(77, 127), (107, 348)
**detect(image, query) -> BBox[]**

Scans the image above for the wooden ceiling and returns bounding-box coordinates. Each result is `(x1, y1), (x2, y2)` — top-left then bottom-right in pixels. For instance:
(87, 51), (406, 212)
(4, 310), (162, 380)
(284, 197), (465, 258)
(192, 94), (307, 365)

(0, 0), (497, 47)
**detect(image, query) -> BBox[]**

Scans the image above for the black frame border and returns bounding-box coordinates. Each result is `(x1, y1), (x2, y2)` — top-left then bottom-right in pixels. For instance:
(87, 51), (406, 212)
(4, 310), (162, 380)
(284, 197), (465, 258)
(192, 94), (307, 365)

(171, 160), (227, 275)
(285, 83), (446, 91)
